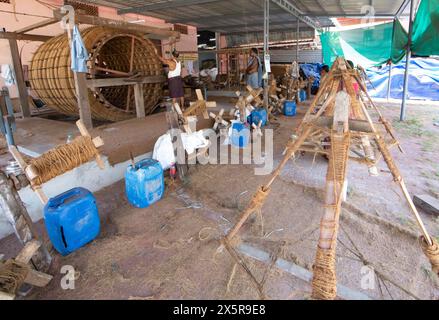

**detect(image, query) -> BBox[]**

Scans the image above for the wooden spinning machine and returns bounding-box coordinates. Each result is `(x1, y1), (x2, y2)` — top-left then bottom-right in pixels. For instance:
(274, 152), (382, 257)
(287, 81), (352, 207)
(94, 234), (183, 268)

(8, 121), (105, 204)
(221, 57), (439, 300)
(232, 86), (264, 122)
(210, 109), (229, 131)
(268, 78), (286, 116)
(184, 89), (217, 120)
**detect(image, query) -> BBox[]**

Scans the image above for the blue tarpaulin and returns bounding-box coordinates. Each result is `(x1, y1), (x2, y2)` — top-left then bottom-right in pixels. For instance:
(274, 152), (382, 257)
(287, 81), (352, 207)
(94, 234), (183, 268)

(300, 63), (323, 91)
(366, 58), (439, 101)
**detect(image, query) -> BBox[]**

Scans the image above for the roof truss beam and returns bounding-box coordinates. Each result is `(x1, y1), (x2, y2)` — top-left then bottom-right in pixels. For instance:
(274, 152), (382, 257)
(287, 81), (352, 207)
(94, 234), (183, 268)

(165, 10), (285, 24)
(305, 13), (404, 18)
(271, 0), (321, 30)
(396, 0), (411, 17)
(224, 27), (314, 35)
(118, 0), (222, 15)
(198, 20), (308, 31)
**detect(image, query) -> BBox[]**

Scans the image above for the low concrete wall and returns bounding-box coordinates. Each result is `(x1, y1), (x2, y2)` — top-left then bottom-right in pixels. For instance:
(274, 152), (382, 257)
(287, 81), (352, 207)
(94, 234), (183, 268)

(0, 152), (151, 239)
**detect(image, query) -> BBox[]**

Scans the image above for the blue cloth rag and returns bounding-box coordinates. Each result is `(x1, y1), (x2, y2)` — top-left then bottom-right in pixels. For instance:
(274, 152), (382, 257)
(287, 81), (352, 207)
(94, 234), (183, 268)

(70, 25), (89, 73)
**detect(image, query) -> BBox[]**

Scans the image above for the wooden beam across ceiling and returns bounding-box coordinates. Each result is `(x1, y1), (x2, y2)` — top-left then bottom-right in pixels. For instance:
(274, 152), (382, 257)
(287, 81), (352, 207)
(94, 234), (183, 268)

(52, 9), (180, 39)
(0, 32), (52, 42)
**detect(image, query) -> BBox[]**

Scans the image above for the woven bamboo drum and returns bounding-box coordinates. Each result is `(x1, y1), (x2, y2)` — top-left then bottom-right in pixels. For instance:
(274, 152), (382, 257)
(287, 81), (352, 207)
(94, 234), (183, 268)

(29, 27), (164, 122)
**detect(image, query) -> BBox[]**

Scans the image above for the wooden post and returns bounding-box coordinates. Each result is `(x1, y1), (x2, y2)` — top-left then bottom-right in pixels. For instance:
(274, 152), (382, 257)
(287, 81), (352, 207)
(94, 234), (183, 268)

(8, 39), (30, 118)
(74, 72), (93, 129)
(134, 84), (146, 118)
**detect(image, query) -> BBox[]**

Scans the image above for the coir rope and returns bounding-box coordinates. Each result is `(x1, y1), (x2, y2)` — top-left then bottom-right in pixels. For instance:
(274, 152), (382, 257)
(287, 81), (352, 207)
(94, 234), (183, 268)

(420, 236), (439, 276)
(0, 260), (29, 294)
(29, 136), (98, 186)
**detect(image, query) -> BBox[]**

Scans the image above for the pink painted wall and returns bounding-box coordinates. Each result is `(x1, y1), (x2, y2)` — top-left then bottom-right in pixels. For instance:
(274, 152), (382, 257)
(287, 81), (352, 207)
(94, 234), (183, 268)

(0, 0), (198, 98)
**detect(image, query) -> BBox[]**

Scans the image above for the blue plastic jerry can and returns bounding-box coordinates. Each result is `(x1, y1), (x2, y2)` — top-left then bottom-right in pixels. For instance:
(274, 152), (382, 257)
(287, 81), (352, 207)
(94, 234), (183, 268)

(251, 108), (268, 127)
(125, 158), (165, 209)
(44, 187), (100, 256)
(231, 122), (251, 148)
(283, 101), (297, 117)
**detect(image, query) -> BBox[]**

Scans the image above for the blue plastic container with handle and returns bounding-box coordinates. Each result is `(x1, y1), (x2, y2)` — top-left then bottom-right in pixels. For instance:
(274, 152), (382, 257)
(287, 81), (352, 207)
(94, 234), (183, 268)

(44, 187), (100, 256)
(231, 122), (250, 148)
(125, 158), (164, 208)
(251, 108), (268, 127)
(283, 101), (297, 117)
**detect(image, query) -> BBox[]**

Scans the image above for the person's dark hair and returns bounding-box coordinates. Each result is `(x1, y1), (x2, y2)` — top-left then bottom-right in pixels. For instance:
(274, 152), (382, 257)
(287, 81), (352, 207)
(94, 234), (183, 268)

(172, 49), (180, 58)
(251, 48), (258, 55)
(322, 65), (330, 73)
(347, 60), (355, 69)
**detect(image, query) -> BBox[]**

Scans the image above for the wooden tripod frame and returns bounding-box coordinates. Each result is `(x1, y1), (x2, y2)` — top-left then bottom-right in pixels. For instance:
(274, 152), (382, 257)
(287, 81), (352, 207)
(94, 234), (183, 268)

(221, 57), (438, 300)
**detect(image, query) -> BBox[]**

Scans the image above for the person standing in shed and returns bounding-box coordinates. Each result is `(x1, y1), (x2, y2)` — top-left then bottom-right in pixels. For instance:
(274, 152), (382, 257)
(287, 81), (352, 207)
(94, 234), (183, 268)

(155, 47), (185, 108)
(246, 48), (263, 89)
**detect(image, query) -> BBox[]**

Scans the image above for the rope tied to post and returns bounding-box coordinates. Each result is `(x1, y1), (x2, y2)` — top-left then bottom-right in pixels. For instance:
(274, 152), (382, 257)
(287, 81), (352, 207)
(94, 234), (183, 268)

(420, 236), (439, 276)
(312, 247), (337, 300)
(249, 186), (271, 212)
(30, 136), (99, 186)
(225, 186), (271, 243)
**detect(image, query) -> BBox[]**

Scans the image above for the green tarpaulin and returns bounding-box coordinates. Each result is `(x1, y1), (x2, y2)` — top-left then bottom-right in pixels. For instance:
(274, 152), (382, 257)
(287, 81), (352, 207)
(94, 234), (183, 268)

(321, 21), (407, 67)
(320, 22), (392, 67)
(321, 0), (439, 67)
(391, 19), (409, 63)
(412, 0), (439, 56)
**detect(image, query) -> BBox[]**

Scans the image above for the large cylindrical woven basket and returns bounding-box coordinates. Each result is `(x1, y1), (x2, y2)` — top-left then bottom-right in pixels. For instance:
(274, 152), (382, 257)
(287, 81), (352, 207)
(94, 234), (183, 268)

(29, 26), (164, 122)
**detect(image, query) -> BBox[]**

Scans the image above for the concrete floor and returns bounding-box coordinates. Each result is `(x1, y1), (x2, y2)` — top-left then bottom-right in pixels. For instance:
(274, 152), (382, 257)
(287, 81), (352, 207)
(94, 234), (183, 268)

(0, 98), (438, 300)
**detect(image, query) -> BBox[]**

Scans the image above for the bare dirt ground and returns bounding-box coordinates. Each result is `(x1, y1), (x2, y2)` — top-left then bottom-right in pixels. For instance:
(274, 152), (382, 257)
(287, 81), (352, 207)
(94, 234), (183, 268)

(0, 100), (438, 300)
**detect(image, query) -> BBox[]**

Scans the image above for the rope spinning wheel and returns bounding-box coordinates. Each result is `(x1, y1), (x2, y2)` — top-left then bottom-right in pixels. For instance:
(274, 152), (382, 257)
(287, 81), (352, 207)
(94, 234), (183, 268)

(209, 109), (229, 131)
(184, 89), (217, 120)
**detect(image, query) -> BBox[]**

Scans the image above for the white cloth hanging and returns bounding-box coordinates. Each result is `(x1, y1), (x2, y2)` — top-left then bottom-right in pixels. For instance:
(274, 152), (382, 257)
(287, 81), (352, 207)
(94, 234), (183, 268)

(1, 64), (16, 86)
(291, 61), (300, 79)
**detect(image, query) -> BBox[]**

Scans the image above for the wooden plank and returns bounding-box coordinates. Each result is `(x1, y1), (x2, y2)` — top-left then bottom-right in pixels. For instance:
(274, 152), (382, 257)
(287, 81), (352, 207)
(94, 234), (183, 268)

(93, 136), (104, 148)
(0, 32), (52, 42)
(94, 66), (130, 77)
(15, 240), (41, 264)
(74, 73), (93, 129)
(8, 145), (28, 170)
(76, 120), (105, 169)
(53, 9), (180, 39)
(8, 149), (49, 204)
(24, 269), (53, 287)
(195, 89), (204, 101)
(414, 195), (439, 217)
(15, 18), (59, 34)
(308, 116), (374, 133)
(87, 75), (165, 88)
(8, 38), (31, 117)
(134, 84), (146, 118)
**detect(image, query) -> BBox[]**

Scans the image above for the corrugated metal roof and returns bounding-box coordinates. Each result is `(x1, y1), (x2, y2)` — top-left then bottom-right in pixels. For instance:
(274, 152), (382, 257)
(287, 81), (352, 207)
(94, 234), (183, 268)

(78, 0), (409, 34)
